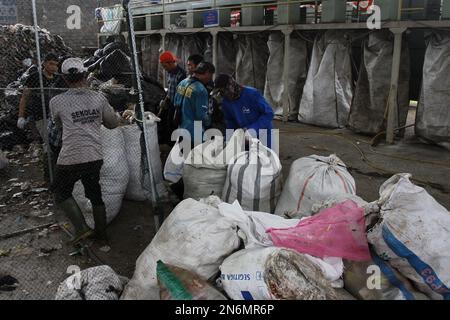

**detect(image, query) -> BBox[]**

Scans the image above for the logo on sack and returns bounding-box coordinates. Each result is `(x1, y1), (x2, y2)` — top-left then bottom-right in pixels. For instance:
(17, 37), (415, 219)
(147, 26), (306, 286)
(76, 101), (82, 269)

(222, 273), (251, 281)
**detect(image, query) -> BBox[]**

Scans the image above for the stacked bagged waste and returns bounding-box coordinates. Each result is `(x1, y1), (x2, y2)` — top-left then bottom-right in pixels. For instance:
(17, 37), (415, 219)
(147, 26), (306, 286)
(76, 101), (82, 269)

(0, 24), (72, 89)
(217, 201), (355, 300)
(121, 113), (167, 202)
(121, 196), (241, 300)
(217, 33), (237, 76)
(236, 34), (270, 93)
(0, 150), (8, 170)
(349, 30), (410, 135)
(222, 138), (283, 213)
(165, 34), (184, 70)
(416, 31), (450, 150)
(123, 195), (360, 300)
(264, 32), (308, 119)
(55, 266), (127, 300)
(183, 130), (245, 200)
(72, 126), (129, 227)
(275, 154), (356, 218)
(298, 30), (353, 128)
(367, 173), (450, 300)
(141, 35), (164, 84)
(182, 34), (212, 66)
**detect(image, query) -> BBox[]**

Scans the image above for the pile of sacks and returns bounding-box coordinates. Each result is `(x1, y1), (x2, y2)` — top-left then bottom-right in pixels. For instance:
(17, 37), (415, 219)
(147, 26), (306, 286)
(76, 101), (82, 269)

(165, 131), (283, 213)
(73, 113), (167, 227)
(121, 196), (356, 300)
(119, 148), (449, 300)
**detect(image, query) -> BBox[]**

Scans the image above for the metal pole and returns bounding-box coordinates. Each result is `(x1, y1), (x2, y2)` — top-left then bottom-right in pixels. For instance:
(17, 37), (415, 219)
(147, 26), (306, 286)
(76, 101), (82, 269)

(125, 1), (164, 231)
(32, 0), (53, 184)
(161, 32), (167, 86)
(386, 27), (406, 144)
(397, 0), (403, 20)
(314, 0), (319, 24)
(212, 30), (218, 79)
(212, 0), (218, 76)
(282, 27), (293, 122)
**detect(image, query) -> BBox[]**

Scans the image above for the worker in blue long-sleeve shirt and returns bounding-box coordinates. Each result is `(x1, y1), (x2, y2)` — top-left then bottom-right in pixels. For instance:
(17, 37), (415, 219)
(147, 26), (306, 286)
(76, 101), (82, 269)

(174, 61), (216, 147)
(213, 74), (274, 148)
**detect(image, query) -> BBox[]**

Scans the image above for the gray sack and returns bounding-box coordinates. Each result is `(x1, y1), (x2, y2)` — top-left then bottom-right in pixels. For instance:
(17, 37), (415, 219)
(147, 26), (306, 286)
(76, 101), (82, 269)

(349, 30), (410, 135)
(264, 32), (308, 119)
(298, 30), (353, 128)
(416, 31), (450, 150)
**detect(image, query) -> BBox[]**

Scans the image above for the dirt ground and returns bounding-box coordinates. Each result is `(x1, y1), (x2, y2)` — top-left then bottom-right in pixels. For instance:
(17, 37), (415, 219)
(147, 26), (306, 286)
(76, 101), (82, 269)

(1, 113), (449, 300)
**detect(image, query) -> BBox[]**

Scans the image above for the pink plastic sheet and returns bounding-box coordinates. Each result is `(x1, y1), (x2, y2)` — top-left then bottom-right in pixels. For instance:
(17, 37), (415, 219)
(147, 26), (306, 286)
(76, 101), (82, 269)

(267, 200), (371, 261)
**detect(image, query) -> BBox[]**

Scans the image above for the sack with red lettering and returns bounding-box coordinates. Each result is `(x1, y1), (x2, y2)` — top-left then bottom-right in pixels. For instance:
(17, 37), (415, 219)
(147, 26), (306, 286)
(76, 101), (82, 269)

(275, 154), (356, 218)
(367, 174), (450, 300)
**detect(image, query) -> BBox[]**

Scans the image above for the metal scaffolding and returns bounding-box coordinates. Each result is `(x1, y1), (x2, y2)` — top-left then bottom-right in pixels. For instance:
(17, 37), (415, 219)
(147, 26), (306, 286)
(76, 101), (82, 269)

(107, 0), (450, 144)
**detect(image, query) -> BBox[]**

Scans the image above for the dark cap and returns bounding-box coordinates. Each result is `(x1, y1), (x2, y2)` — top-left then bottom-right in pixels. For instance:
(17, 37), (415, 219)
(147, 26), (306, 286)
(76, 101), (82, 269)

(214, 74), (231, 89)
(43, 52), (59, 62)
(194, 61), (215, 75)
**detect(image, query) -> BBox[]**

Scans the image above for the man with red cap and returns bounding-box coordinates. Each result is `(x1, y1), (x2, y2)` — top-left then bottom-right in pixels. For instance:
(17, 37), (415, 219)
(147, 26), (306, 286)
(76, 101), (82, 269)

(158, 51), (187, 145)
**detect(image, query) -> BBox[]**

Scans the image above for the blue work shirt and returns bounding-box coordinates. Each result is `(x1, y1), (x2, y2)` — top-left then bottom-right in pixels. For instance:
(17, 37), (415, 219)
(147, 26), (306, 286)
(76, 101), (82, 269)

(174, 77), (210, 144)
(222, 86), (274, 148)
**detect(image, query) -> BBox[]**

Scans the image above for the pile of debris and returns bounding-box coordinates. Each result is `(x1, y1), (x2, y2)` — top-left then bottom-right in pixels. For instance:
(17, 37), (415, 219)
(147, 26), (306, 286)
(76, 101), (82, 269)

(0, 24), (72, 150)
(0, 24), (72, 89)
(84, 41), (166, 114)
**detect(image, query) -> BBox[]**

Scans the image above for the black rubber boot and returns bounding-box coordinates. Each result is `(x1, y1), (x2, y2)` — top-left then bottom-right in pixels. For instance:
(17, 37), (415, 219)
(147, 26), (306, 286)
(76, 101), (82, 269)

(92, 205), (109, 245)
(58, 197), (93, 245)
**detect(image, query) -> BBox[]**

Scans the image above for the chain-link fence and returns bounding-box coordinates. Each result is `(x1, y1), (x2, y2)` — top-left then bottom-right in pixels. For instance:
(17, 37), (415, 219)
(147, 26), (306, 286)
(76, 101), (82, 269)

(0, 1), (170, 300)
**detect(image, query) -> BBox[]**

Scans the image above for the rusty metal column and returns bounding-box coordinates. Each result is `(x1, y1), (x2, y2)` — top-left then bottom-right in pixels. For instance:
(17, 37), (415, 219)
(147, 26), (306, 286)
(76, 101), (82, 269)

(386, 27), (406, 144)
(282, 27), (293, 123)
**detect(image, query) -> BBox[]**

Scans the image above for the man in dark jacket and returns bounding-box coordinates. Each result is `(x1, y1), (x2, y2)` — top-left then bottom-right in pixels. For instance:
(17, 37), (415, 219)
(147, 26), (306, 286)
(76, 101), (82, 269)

(158, 51), (187, 145)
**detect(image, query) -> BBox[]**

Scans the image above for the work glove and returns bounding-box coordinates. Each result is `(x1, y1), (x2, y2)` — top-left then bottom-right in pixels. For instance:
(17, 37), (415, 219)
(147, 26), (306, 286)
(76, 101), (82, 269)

(17, 117), (27, 130)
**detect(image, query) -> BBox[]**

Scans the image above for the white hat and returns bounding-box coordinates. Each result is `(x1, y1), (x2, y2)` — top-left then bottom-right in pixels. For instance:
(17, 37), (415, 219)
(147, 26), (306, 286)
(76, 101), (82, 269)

(61, 57), (87, 74)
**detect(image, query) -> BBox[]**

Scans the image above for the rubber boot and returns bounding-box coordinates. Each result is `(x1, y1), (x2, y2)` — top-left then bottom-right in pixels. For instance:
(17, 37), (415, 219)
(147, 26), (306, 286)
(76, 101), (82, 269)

(58, 197), (93, 246)
(92, 205), (109, 247)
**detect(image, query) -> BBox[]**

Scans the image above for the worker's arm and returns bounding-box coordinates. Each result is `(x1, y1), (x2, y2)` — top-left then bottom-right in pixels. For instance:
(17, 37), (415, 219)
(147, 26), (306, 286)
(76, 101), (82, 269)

(49, 98), (62, 129)
(193, 87), (211, 127)
(222, 101), (238, 130)
(18, 88), (30, 119)
(101, 97), (120, 129)
(245, 91), (274, 133)
(17, 88), (31, 129)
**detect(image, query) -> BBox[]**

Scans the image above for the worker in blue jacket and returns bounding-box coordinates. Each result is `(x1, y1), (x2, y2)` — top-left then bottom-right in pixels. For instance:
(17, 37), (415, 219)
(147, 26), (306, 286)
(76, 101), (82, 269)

(173, 61), (216, 147)
(213, 74), (274, 148)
